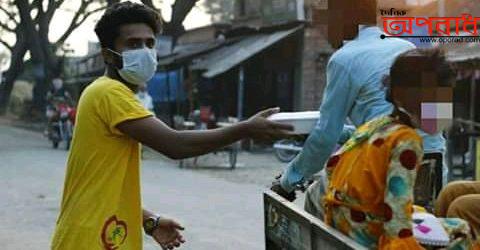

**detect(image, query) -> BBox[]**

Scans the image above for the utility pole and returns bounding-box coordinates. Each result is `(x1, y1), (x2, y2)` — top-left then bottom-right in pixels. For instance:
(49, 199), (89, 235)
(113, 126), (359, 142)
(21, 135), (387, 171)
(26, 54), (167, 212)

(237, 66), (245, 121)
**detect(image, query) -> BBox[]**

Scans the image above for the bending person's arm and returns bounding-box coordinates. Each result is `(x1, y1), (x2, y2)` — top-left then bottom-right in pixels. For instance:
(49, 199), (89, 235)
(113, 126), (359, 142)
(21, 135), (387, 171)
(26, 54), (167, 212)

(338, 125), (356, 145)
(280, 60), (359, 192)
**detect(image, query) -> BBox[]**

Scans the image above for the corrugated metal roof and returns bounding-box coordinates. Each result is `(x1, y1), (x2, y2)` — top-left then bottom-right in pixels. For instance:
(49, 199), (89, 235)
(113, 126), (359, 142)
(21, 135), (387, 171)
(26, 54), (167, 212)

(191, 26), (303, 78)
(157, 41), (224, 67)
(445, 42), (480, 63)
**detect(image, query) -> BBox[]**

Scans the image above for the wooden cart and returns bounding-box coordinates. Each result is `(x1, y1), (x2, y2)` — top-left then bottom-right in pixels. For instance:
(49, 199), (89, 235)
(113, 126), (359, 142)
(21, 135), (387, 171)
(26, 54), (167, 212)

(264, 190), (367, 250)
(264, 152), (445, 250)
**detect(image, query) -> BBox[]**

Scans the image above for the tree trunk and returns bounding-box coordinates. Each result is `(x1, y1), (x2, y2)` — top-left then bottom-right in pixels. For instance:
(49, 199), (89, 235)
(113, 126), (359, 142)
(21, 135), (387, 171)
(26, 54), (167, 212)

(107, 0), (121, 6)
(31, 67), (49, 120)
(30, 54), (60, 119)
(0, 63), (25, 115)
(0, 0), (107, 116)
(0, 24), (28, 115)
(15, 0), (60, 118)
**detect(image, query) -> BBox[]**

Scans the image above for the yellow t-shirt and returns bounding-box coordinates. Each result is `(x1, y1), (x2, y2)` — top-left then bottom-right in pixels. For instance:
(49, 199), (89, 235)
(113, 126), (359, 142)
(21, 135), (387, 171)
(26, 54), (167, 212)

(51, 76), (152, 250)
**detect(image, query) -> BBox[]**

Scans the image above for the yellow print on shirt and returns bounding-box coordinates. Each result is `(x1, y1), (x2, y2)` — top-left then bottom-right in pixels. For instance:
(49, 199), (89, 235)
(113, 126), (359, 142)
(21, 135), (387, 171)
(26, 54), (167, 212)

(101, 215), (128, 250)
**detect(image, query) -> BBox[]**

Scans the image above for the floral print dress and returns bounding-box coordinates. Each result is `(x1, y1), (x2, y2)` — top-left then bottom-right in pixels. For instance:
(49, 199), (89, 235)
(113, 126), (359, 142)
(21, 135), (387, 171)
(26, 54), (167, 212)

(322, 116), (473, 250)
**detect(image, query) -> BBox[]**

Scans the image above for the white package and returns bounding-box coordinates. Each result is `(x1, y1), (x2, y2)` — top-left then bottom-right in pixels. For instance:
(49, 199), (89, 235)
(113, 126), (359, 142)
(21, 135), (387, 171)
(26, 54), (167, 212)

(268, 111), (319, 134)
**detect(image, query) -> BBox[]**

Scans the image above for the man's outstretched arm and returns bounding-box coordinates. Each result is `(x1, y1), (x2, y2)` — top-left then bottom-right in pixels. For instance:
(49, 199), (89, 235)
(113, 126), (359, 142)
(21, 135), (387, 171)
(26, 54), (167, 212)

(118, 108), (293, 160)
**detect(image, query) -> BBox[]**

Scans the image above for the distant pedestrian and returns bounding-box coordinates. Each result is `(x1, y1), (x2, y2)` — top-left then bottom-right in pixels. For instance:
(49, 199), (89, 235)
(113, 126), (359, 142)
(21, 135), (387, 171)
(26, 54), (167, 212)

(45, 78), (74, 135)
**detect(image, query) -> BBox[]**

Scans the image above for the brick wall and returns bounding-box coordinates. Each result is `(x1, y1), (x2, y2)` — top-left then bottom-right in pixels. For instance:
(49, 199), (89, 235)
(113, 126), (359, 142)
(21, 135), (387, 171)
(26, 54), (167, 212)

(300, 0), (334, 110)
(300, 25), (332, 110)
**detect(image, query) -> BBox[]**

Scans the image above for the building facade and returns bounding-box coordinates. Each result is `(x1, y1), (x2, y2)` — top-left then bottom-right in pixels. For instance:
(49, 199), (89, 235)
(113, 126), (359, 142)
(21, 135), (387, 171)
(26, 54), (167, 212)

(231, 0), (333, 110)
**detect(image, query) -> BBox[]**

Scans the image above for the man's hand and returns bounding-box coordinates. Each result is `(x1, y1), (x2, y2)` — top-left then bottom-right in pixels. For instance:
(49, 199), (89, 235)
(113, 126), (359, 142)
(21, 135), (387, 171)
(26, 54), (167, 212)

(151, 218), (185, 250)
(245, 107), (294, 142)
(271, 181), (296, 202)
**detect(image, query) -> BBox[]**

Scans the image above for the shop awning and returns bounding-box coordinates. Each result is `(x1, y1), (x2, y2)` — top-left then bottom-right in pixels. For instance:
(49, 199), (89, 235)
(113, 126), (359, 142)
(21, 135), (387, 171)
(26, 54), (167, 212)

(191, 26), (303, 78)
(157, 41), (223, 68)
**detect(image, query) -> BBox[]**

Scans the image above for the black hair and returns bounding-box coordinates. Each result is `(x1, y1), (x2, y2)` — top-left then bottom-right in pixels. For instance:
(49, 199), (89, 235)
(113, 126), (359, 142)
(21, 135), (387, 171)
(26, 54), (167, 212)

(390, 48), (454, 89)
(94, 1), (162, 49)
(387, 48), (455, 127)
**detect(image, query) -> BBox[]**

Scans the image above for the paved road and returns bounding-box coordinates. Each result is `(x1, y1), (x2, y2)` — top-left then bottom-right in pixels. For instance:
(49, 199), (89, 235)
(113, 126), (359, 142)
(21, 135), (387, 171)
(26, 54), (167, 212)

(0, 124), (305, 250)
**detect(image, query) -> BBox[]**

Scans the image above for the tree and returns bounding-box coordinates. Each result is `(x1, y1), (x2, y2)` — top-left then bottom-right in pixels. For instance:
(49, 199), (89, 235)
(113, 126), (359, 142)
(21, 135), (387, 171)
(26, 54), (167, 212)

(141, 0), (199, 48)
(202, 0), (234, 23)
(0, 0), (199, 116)
(0, 0), (109, 116)
(0, 54), (7, 70)
(0, 1), (28, 115)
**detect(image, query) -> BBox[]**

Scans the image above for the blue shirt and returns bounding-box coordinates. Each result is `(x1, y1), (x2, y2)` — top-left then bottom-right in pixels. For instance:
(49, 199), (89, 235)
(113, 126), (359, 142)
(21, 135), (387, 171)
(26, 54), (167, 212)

(280, 27), (446, 192)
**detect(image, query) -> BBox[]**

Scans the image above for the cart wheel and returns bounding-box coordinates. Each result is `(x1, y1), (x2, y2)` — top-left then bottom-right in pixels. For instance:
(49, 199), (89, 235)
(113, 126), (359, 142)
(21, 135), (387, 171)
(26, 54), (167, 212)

(229, 148), (237, 169)
(274, 139), (299, 163)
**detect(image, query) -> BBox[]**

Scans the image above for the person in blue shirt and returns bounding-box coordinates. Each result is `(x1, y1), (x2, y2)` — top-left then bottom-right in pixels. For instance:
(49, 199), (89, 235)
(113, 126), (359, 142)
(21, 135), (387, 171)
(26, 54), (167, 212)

(271, 6), (447, 205)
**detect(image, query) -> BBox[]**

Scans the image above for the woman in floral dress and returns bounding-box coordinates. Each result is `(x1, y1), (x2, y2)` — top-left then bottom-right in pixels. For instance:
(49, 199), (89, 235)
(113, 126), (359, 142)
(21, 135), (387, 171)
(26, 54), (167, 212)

(320, 49), (477, 249)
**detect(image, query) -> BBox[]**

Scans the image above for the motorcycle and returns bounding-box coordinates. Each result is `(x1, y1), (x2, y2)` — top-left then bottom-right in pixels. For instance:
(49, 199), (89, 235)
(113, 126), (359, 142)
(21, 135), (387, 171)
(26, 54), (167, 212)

(46, 100), (76, 150)
(273, 137), (306, 163)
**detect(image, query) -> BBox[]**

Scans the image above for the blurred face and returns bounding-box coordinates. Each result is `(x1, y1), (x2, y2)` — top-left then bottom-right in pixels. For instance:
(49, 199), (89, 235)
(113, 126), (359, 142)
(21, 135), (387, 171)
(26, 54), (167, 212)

(323, 0), (377, 48)
(391, 76), (454, 135)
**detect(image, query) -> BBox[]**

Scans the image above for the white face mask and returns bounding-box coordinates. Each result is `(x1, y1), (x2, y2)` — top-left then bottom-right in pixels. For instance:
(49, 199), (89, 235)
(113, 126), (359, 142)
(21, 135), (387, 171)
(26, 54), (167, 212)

(109, 48), (158, 85)
(420, 102), (454, 135)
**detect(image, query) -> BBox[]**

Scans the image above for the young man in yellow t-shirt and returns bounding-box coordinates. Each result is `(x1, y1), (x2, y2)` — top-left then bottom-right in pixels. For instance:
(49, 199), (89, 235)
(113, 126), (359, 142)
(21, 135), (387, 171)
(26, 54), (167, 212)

(51, 2), (292, 250)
